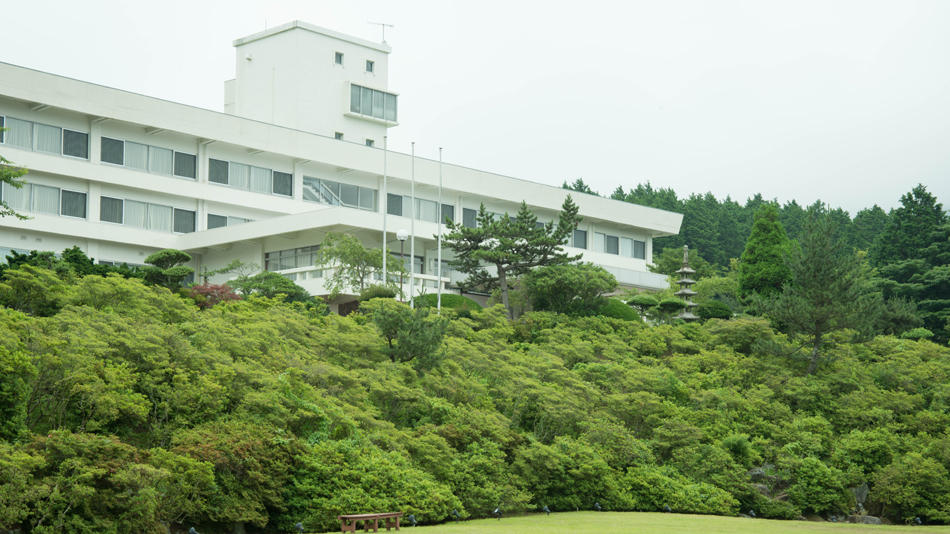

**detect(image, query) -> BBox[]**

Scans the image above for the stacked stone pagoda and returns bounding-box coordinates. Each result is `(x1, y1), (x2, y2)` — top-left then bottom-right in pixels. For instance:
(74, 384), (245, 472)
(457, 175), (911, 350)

(674, 245), (699, 322)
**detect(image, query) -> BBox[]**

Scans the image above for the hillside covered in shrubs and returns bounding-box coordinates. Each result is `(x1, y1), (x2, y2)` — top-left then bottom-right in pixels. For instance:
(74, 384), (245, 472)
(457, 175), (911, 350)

(3, 264), (950, 533)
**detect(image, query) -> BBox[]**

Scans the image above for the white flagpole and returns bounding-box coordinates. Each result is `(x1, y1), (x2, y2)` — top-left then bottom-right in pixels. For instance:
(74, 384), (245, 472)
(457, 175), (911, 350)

(382, 136), (388, 287)
(437, 147), (443, 314)
(410, 142), (416, 308)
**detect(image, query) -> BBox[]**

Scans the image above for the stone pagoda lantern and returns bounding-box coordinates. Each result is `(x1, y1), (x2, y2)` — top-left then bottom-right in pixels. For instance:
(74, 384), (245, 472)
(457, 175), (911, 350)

(674, 245), (699, 322)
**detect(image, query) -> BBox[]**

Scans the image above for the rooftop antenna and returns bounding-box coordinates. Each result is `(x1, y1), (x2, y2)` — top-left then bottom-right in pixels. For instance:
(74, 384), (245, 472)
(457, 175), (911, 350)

(368, 22), (394, 44)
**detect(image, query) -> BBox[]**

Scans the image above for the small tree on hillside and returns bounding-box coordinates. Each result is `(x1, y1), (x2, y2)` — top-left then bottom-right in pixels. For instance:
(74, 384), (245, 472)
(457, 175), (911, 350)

(368, 301), (449, 370)
(523, 262), (617, 316)
(314, 232), (408, 299)
(443, 196), (582, 318)
(756, 206), (882, 376)
(738, 204), (793, 299)
(144, 249), (194, 290)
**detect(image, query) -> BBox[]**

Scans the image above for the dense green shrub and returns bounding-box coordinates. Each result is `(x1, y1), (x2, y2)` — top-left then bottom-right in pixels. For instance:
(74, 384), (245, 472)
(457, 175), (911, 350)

(901, 327), (935, 340)
(697, 300), (733, 321)
(358, 284), (398, 302)
(594, 298), (642, 322)
(414, 293), (482, 310)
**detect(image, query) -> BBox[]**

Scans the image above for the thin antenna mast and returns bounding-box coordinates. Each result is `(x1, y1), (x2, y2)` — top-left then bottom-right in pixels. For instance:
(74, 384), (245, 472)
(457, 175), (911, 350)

(367, 22), (394, 44)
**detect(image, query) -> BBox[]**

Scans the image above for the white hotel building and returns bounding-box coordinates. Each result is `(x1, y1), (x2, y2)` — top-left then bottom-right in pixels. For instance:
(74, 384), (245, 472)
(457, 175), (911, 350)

(0, 21), (681, 310)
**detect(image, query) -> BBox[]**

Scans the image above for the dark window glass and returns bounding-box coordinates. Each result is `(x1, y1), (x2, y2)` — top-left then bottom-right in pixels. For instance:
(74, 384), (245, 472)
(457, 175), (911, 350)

(173, 209), (196, 234)
(174, 152), (197, 179)
(606, 235), (620, 255)
(349, 84), (360, 112)
(634, 240), (646, 260)
(61, 190), (87, 218)
(101, 137), (124, 165)
(463, 208), (477, 229)
(100, 196), (123, 224)
(573, 229), (587, 249)
(441, 204), (454, 224)
(273, 171), (293, 196)
(208, 214), (228, 229)
(387, 193), (403, 216)
(62, 130), (89, 159)
(209, 159), (229, 184)
(0, 116), (4, 143)
(335, 52), (343, 65)
(366, 60), (374, 73)
(340, 184), (359, 207)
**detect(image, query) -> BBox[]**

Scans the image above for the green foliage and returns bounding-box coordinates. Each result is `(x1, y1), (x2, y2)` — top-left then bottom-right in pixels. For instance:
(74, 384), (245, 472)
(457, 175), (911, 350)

(0, 347), (35, 441)
(656, 298), (687, 324)
(738, 204), (793, 299)
(358, 283), (398, 302)
(413, 292), (482, 311)
(596, 299), (642, 322)
(622, 464), (739, 515)
(316, 232), (408, 299)
(870, 184), (947, 267)
(787, 457), (851, 514)
(755, 207), (882, 375)
(523, 262), (616, 316)
(369, 300), (449, 369)
(874, 453), (950, 523)
(901, 327), (934, 340)
(0, 264), (67, 316)
(228, 270), (313, 303)
(705, 316), (774, 354)
(696, 300), (733, 321)
(443, 196), (582, 317)
(143, 249), (194, 290)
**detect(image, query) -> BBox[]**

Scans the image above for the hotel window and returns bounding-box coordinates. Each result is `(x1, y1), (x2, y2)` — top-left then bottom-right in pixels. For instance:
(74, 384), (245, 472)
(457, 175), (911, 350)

(148, 146), (174, 175)
(62, 130), (89, 159)
(349, 84), (397, 122)
(208, 214), (253, 229)
(5, 117), (33, 150)
(96, 195), (194, 233)
(386, 194), (452, 224)
(335, 132), (344, 140)
(99, 135), (192, 179)
(207, 158), (292, 197)
(125, 142), (149, 171)
(304, 177), (376, 211)
(366, 60), (374, 73)
(100, 196), (124, 224)
(0, 116), (4, 143)
(101, 137), (125, 166)
(265, 246), (321, 272)
(366, 139), (375, 147)
(442, 204), (454, 224)
(463, 208), (477, 229)
(173, 151), (197, 179)
(173, 209), (196, 234)
(335, 52), (343, 65)
(0, 182), (86, 219)
(60, 190), (87, 219)
(594, 232), (646, 259)
(572, 229), (587, 249)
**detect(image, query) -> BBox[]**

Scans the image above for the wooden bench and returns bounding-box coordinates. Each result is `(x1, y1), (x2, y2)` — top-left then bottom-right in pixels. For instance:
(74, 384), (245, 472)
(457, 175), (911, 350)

(338, 512), (403, 533)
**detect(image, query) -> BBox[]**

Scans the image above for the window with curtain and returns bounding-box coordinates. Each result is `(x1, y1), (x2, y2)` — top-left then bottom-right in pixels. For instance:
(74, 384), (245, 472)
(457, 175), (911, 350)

(387, 193), (403, 216)
(441, 204), (454, 224)
(209, 159), (229, 185)
(100, 197), (123, 224)
(34, 123), (62, 154)
(174, 152), (197, 179)
(173, 209), (196, 234)
(621, 237), (633, 258)
(229, 162), (250, 189)
(572, 229), (587, 249)
(340, 183), (359, 207)
(463, 208), (477, 229)
(1, 182), (31, 212)
(101, 137), (124, 165)
(148, 146), (173, 175)
(606, 235), (619, 255)
(250, 166), (272, 193)
(31, 184), (60, 215)
(594, 232), (606, 253)
(125, 142), (149, 171)
(416, 198), (438, 223)
(350, 84), (398, 122)
(208, 214), (228, 229)
(62, 130), (88, 159)
(124, 200), (148, 228)
(273, 171), (293, 196)
(60, 190), (87, 218)
(148, 204), (172, 232)
(634, 240), (646, 259)
(264, 246), (320, 272)
(6, 118), (33, 150)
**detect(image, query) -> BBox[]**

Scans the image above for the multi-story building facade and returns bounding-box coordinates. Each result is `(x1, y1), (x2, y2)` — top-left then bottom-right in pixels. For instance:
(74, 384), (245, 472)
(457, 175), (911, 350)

(0, 21), (681, 310)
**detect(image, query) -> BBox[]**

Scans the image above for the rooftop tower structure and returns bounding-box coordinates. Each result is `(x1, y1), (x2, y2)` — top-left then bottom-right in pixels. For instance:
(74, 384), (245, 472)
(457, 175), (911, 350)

(224, 21), (397, 146)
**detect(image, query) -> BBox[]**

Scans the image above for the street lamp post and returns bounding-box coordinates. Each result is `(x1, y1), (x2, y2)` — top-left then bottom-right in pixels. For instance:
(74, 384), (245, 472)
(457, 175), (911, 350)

(396, 229), (409, 301)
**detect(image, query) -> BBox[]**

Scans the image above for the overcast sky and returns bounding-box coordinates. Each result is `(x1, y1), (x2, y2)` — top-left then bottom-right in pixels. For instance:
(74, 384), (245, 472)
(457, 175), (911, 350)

(5, 0), (949, 216)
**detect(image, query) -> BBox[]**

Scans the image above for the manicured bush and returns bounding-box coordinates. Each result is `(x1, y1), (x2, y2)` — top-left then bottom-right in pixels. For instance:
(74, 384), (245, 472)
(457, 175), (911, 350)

(696, 300), (733, 321)
(901, 327), (935, 340)
(595, 298), (642, 322)
(358, 284), (398, 302)
(413, 293), (482, 310)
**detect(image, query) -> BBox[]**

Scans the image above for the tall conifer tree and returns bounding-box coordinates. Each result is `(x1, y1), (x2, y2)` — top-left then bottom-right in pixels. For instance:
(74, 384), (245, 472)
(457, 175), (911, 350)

(738, 204), (792, 299)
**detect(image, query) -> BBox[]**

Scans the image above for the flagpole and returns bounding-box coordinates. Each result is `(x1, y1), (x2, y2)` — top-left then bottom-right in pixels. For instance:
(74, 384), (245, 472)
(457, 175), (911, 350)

(410, 142), (416, 308)
(382, 136), (388, 287)
(437, 147), (443, 314)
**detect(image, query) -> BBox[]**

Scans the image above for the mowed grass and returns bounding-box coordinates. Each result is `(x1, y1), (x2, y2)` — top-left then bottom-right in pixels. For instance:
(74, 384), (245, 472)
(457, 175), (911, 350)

(322, 511), (950, 533)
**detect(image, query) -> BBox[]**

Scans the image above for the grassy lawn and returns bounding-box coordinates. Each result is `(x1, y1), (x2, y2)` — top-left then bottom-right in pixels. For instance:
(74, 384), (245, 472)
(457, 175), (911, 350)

(324, 512), (950, 533)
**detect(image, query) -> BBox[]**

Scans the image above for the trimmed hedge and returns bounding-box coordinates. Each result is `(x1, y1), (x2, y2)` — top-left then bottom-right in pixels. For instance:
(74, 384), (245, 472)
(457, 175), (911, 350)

(413, 293), (482, 310)
(596, 298), (642, 322)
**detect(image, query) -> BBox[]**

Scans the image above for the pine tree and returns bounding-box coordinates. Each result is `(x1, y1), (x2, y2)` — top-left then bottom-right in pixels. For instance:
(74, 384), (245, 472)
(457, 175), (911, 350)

(756, 207), (882, 375)
(852, 205), (888, 252)
(737, 204), (793, 299)
(869, 184), (947, 267)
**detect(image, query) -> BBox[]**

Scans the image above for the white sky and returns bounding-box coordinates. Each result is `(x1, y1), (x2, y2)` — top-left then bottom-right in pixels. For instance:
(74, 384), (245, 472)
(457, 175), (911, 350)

(5, 0), (949, 216)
